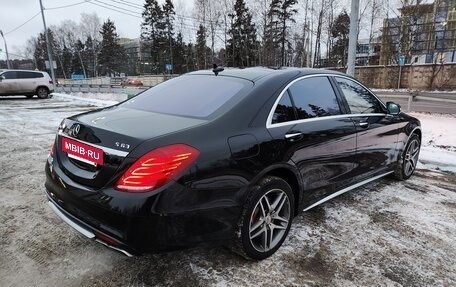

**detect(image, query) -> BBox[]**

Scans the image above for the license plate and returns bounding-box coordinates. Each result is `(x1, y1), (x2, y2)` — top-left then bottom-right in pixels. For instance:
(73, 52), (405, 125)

(61, 137), (104, 166)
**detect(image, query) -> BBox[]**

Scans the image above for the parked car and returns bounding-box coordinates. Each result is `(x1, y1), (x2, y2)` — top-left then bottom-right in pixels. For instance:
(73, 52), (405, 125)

(0, 69), (54, 99)
(121, 78), (143, 86)
(45, 67), (421, 260)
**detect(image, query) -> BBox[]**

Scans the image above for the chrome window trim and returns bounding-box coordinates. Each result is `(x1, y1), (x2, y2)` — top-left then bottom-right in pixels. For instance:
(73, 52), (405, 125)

(267, 113), (387, 129)
(58, 131), (129, 157)
(303, 171), (393, 212)
(266, 73), (387, 129)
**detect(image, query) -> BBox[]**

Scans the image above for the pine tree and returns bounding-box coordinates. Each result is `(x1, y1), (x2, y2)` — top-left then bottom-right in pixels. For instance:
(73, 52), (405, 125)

(33, 29), (58, 72)
(162, 0), (175, 73)
(83, 36), (96, 77)
(330, 10), (350, 67)
(141, 0), (166, 73)
(71, 40), (85, 77)
(263, 0), (297, 66)
(263, 0), (281, 66)
(226, 0), (258, 67)
(277, 0), (297, 66)
(196, 24), (207, 70)
(173, 32), (186, 74)
(98, 19), (127, 75)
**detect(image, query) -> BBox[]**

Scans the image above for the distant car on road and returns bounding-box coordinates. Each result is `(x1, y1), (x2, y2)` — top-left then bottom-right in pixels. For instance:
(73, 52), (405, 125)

(121, 78), (143, 86)
(0, 69), (54, 99)
(45, 67), (421, 260)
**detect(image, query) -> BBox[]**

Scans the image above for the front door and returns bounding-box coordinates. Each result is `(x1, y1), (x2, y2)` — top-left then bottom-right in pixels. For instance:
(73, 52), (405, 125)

(334, 76), (400, 181)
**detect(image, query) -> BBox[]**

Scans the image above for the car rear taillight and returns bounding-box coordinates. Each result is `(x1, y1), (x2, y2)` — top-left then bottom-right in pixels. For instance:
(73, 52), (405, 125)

(49, 80), (53, 84)
(115, 144), (199, 192)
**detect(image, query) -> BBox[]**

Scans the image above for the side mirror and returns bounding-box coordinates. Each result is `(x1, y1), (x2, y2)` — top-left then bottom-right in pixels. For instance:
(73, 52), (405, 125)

(386, 102), (401, 115)
(0, 75), (4, 81)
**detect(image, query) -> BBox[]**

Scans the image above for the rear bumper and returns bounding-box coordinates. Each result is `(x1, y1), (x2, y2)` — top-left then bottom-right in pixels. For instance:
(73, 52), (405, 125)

(44, 158), (241, 254)
(47, 197), (134, 257)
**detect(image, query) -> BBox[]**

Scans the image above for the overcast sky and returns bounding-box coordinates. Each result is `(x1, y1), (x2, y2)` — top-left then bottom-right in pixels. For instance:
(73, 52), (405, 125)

(0, 0), (180, 60)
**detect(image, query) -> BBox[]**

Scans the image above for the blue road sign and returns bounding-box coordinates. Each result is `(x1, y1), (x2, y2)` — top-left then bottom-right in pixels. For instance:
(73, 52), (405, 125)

(399, 55), (406, 66)
(165, 64), (173, 71)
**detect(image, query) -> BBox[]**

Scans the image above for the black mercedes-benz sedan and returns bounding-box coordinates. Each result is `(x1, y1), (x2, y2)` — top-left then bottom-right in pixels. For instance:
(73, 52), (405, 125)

(45, 67), (421, 260)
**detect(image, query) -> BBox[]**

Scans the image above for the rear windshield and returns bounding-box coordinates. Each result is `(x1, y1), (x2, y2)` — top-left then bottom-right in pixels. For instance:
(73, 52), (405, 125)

(121, 75), (252, 118)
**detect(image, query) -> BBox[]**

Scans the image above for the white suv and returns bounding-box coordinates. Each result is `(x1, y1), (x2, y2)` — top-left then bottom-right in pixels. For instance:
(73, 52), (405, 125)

(0, 69), (54, 99)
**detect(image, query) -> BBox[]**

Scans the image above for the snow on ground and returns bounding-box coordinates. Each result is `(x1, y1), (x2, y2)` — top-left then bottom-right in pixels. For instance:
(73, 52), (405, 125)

(410, 112), (456, 172)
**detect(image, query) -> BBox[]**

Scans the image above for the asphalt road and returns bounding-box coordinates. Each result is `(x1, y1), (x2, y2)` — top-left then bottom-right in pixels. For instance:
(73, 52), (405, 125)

(376, 93), (456, 114)
(378, 96), (456, 114)
(0, 97), (455, 287)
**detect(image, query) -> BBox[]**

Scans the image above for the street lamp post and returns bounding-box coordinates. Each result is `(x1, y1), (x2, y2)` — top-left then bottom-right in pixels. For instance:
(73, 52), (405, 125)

(347, 0), (360, 77)
(0, 30), (11, 69)
(39, 0), (56, 91)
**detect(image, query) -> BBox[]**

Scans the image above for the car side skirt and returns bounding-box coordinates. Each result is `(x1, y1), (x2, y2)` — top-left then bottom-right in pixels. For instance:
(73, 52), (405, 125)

(303, 171), (393, 212)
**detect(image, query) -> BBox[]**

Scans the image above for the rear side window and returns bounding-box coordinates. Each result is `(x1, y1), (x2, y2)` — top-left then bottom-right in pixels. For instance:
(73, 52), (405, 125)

(335, 77), (384, 114)
(122, 75), (251, 118)
(288, 76), (341, 119)
(17, 71), (43, 79)
(272, 90), (296, 124)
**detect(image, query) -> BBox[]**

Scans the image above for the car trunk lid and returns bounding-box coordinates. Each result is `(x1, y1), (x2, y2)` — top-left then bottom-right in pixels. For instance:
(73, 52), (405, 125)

(55, 106), (206, 189)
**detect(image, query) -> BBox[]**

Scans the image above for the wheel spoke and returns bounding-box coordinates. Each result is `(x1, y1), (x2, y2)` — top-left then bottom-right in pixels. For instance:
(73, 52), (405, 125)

(274, 196), (288, 214)
(250, 225), (266, 240)
(406, 161), (414, 175)
(267, 226), (274, 250)
(409, 158), (416, 169)
(263, 227), (269, 250)
(259, 200), (267, 217)
(270, 223), (287, 230)
(270, 192), (284, 210)
(262, 195), (272, 212)
(250, 217), (264, 233)
(272, 214), (289, 224)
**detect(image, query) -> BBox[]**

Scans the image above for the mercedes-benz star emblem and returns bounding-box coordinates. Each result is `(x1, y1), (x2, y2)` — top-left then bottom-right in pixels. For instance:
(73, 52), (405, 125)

(72, 124), (81, 137)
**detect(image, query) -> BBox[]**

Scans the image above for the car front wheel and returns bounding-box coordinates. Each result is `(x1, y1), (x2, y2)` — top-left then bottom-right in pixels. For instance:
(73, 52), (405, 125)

(232, 176), (294, 260)
(36, 87), (49, 99)
(394, 133), (421, 180)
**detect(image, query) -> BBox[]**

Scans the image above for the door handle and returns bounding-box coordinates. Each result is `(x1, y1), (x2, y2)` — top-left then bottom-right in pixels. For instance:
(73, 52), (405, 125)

(285, 132), (303, 139)
(358, 122), (369, 128)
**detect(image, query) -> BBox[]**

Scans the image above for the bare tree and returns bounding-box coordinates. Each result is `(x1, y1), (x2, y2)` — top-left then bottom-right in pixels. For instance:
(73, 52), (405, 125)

(23, 37), (38, 68)
(80, 12), (102, 76)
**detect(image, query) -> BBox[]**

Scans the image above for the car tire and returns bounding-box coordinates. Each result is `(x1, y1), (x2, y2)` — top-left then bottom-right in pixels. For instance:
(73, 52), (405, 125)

(393, 133), (421, 180)
(36, 87), (49, 99)
(231, 176), (294, 260)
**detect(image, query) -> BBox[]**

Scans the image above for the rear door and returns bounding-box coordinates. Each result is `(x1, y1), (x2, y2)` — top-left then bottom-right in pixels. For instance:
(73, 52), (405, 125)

(333, 76), (400, 181)
(267, 75), (357, 206)
(17, 71), (41, 93)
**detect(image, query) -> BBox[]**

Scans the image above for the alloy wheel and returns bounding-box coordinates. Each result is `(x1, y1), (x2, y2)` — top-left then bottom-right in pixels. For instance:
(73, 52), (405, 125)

(404, 138), (420, 177)
(37, 88), (49, 99)
(249, 188), (291, 253)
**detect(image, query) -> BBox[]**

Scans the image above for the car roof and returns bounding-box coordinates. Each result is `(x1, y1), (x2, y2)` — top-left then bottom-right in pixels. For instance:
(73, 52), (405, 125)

(187, 67), (347, 82)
